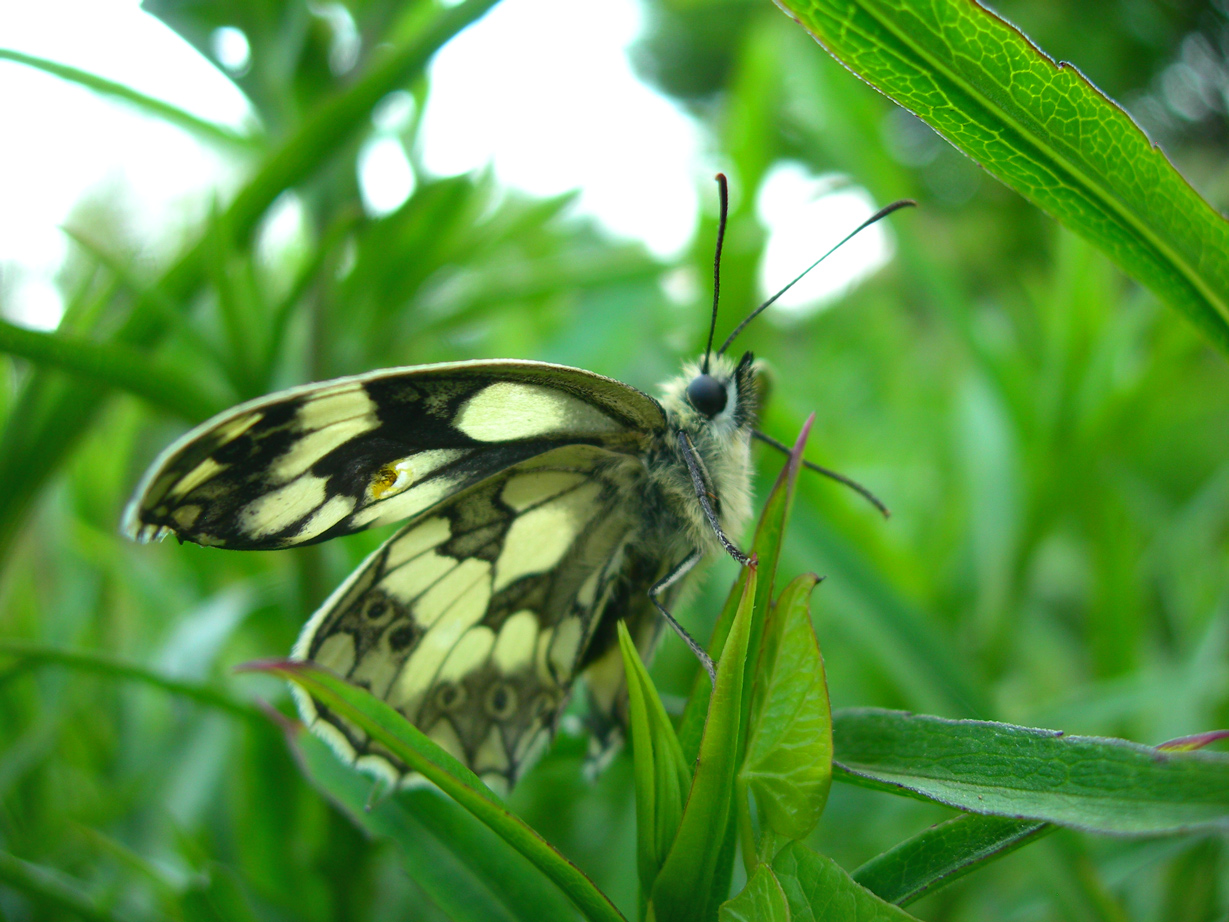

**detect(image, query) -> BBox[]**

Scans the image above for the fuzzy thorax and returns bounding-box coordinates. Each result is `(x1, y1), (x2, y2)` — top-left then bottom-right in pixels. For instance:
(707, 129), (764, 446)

(653, 353), (757, 556)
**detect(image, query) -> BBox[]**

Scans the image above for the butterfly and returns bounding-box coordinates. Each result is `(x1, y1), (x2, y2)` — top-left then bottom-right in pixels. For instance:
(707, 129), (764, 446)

(123, 176), (909, 794)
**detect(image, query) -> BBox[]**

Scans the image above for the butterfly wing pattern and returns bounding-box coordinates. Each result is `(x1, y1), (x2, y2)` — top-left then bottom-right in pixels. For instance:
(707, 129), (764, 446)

(124, 359), (711, 791)
(127, 350), (763, 791)
(293, 444), (653, 791)
(124, 360), (665, 549)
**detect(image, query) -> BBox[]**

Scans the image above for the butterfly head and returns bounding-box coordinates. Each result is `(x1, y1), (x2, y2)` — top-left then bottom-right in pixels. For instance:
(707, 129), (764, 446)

(661, 351), (759, 436)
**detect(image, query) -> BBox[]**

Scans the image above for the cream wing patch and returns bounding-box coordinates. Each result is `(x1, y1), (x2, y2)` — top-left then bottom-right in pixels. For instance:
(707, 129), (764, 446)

(455, 382), (622, 442)
(291, 445), (645, 790)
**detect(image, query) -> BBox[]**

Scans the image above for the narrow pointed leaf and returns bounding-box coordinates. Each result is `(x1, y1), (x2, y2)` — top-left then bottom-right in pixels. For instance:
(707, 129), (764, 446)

(242, 660), (625, 922)
(720, 864), (792, 922)
(743, 573), (832, 841)
(833, 709), (1229, 834)
(288, 720), (576, 922)
(0, 640), (260, 723)
(0, 48), (262, 150)
(851, 813), (1050, 906)
(0, 318), (220, 422)
(771, 841), (921, 921)
(618, 621), (691, 898)
(0, 850), (126, 922)
(679, 416), (813, 762)
(775, 0), (1229, 353)
(651, 566), (758, 922)
(0, 0), (502, 561)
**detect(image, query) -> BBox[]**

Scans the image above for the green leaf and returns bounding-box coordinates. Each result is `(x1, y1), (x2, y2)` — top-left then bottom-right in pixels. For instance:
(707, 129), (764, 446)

(775, 0), (1229, 354)
(0, 318), (221, 422)
(679, 416), (813, 762)
(0, 0), (503, 561)
(0, 48), (262, 151)
(771, 841), (921, 921)
(833, 708), (1229, 834)
(0, 849), (127, 922)
(288, 721), (577, 922)
(743, 573), (831, 842)
(618, 621), (692, 902)
(0, 641), (261, 724)
(243, 660), (626, 922)
(720, 864), (792, 922)
(851, 813), (1050, 906)
(651, 565), (758, 922)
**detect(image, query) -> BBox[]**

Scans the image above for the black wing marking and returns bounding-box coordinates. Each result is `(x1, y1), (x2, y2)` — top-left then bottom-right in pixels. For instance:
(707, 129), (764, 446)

(291, 444), (646, 792)
(124, 360), (665, 549)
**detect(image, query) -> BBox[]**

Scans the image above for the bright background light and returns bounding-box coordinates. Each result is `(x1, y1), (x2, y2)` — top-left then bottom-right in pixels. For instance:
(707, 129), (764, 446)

(0, 0), (887, 332)
(755, 162), (891, 319)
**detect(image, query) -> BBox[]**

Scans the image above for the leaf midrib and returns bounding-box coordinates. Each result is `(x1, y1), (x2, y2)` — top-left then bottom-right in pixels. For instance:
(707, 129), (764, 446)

(824, 0), (1228, 323)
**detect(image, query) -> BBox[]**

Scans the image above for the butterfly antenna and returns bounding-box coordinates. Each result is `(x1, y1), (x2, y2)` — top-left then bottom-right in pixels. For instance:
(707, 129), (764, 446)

(701, 173), (730, 374)
(752, 430), (891, 518)
(717, 198), (916, 355)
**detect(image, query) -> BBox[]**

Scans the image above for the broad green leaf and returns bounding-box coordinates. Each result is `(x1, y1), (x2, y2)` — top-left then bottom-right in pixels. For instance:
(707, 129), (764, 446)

(618, 621), (692, 904)
(651, 566), (757, 922)
(833, 709), (1229, 834)
(288, 721), (576, 922)
(775, 0), (1229, 354)
(720, 864), (792, 922)
(771, 841), (920, 922)
(851, 813), (1050, 906)
(743, 573), (831, 842)
(243, 660), (625, 922)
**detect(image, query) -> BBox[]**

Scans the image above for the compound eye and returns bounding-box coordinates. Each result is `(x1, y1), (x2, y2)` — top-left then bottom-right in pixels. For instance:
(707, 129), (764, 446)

(687, 374), (728, 417)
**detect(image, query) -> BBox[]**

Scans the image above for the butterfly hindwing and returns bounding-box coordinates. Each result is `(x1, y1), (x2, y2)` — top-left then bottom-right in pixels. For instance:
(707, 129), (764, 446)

(124, 360), (665, 549)
(292, 443), (648, 792)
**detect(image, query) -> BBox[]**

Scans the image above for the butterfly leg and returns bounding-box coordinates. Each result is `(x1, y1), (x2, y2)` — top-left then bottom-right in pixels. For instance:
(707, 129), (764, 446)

(677, 431), (750, 565)
(649, 549), (717, 687)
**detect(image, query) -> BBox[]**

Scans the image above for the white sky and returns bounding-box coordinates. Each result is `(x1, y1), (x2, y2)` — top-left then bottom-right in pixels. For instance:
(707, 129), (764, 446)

(0, 0), (887, 331)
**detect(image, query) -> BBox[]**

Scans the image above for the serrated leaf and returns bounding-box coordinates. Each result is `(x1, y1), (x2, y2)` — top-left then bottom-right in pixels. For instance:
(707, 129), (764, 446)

(851, 813), (1050, 906)
(771, 841), (921, 921)
(242, 660), (625, 922)
(720, 864), (792, 922)
(743, 573), (831, 842)
(650, 565), (758, 922)
(618, 621), (692, 902)
(833, 708), (1229, 835)
(775, 0), (1229, 354)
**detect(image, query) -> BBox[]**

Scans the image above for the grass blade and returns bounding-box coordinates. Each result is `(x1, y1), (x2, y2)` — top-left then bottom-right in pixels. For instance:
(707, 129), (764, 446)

(0, 48), (261, 151)
(851, 813), (1051, 906)
(0, 850), (130, 922)
(651, 565), (758, 922)
(0, 641), (260, 723)
(0, 318), (220, 422)
(287, 721), (577, 922)
(244, 659), (626, 922)
(617, 621), (691, 903)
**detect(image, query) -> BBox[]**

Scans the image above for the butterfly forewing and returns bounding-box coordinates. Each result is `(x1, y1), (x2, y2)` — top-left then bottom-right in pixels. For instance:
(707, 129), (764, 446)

(124, 360), (665, 549)
(292, 443), (649, 792)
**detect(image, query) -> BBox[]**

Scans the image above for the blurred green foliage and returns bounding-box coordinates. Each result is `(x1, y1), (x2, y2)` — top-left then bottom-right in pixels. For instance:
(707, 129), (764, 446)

(2, 0), (1228, 919)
